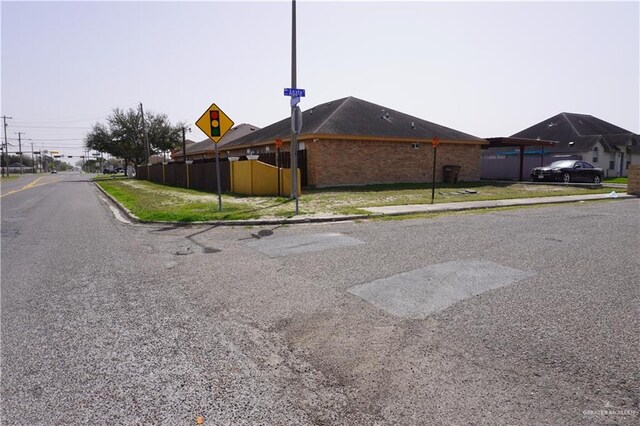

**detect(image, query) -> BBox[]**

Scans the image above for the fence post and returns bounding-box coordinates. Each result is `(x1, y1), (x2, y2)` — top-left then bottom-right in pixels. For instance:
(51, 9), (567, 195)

(228, 157), (239, 192)
(185, 160), (193, 188)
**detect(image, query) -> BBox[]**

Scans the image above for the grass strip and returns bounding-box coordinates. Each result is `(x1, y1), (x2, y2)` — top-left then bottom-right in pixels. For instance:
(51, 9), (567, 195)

(97, 180), (297, 222)
(96, 179), (616, 222)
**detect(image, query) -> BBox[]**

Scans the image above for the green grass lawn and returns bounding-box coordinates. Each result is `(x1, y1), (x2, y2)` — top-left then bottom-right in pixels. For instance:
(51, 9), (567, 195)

(97, 179), (294, 221)
(96, 179), (615, 222)
(0, 175), (20, 182)
(604, 177), (628, 184)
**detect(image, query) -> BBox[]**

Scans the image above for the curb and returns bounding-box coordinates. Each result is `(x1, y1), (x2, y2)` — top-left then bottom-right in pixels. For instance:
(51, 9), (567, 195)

(94, 181), (141, 223)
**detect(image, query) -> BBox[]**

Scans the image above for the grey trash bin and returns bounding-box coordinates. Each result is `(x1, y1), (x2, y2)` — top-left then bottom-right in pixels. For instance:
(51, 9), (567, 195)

(443, 165), (461, 184)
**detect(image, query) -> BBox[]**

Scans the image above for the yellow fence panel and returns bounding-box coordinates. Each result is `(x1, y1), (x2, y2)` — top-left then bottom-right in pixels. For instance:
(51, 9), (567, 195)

(230, 159), (301, 196)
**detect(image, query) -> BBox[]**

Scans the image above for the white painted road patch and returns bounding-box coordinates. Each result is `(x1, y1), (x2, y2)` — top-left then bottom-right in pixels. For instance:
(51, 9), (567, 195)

(348, 260), (535, 319)
(247, 233), (365, 258)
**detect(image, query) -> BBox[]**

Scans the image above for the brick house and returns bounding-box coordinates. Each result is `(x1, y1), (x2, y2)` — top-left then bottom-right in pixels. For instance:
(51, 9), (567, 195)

(483, 112), (640, 180)
(220, 96), (486, 187)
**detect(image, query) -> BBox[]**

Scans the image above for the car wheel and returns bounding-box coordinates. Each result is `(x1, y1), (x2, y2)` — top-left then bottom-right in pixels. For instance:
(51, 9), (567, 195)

(563, 173), (571, 183)
(593, 175), (601, 184)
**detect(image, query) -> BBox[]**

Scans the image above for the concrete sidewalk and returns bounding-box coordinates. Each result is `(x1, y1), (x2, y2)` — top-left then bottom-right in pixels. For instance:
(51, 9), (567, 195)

(362, 192), (636, 216)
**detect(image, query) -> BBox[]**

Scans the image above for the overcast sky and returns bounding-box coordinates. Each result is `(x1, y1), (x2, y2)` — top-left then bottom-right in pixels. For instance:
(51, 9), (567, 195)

(2, 0), (638, 161)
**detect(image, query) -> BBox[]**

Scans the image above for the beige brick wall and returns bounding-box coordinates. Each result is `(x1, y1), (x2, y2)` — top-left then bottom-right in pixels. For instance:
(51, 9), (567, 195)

(627, 164), (640, 195)
(306, 139), (482, 187)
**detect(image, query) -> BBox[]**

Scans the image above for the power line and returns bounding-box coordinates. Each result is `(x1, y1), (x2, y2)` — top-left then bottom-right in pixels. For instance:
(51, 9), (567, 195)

(11, 112), (110, 123)
(10, 125), (89, 129)
(6, 137), (84, 142)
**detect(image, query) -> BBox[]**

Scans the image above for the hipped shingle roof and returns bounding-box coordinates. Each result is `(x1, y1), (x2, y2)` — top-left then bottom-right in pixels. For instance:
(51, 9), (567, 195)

(511, 112), (639, 153)
(222, 96), (484, 149)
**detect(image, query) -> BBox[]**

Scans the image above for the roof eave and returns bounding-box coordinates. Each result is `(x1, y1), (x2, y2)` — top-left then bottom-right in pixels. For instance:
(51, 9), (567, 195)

(221, 133), (487, 151)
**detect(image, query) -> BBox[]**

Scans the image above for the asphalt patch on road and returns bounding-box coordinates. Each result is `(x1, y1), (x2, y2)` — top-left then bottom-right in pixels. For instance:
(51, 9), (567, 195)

(247, 233), (365, 258)
(348, 260), (535, 319)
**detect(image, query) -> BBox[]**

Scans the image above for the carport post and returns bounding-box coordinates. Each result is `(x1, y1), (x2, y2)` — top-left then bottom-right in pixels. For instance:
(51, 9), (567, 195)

(519, 145), (525, 181)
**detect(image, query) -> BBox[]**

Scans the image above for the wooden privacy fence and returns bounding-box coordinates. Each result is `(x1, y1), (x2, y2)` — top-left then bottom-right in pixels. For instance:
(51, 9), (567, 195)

(136, 151), (307, 194)
(136, 159), (230, 193)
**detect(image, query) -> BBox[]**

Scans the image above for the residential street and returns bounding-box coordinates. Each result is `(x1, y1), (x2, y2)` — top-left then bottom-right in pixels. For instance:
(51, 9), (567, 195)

(1, 173), (639, 424)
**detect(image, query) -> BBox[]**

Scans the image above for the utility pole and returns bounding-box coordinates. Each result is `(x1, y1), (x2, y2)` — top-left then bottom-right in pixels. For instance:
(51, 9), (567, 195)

(140, 102), (149, 163)
(15, 131), (25, 174)
(290, 0), (299, 214)
(140, 102), (150, 179)
(31, 142), (35, 173)
(2, 115), (12, 177)
(181, 125), (191, 164)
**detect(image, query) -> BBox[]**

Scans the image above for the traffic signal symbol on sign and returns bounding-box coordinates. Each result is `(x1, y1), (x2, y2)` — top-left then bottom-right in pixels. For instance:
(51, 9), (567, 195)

(196, 103), (234, 143)
(210, 110), (221, 137)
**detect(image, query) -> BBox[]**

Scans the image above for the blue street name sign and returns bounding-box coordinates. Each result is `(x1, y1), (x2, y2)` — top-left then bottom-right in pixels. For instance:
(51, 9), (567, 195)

(284, 88), (305, 97)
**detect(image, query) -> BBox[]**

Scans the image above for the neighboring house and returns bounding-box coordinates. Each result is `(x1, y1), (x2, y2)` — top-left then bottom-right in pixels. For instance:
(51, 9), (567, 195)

(148, 154), (168, 165)
(221, 96), (486, 187)
(171, 124), (260, 162)
(482, 112), (640, 179)
(168, 139), (197, 161)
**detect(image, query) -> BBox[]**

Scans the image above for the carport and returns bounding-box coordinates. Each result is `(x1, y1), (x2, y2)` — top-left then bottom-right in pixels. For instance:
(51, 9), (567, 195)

(483, 137), (558, 181)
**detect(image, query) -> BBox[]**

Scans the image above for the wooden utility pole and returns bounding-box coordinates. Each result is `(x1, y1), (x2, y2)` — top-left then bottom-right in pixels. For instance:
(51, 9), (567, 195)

(2, 115), (12, 176)
(15, 131), (25, 174)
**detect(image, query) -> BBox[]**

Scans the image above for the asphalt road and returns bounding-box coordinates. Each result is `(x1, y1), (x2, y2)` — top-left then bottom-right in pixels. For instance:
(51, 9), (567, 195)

(1, 173), (639, 424)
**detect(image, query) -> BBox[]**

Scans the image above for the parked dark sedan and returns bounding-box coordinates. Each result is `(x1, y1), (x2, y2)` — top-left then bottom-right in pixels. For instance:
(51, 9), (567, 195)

(531, 160), (604, 184)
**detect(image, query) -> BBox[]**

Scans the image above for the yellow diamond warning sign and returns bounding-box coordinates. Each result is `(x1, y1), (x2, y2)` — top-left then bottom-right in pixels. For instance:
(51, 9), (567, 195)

(195, 103), (234, 143)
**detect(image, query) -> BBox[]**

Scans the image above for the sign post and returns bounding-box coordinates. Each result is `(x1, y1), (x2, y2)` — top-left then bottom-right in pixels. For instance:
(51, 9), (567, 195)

(275, 139), (283, 196)
(196, 103), (234, 212)
(284, 87), (305, 214)
(431, 137), (440, 204)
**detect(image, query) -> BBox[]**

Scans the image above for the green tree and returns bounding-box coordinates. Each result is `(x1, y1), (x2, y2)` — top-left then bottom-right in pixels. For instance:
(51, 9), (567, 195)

(3, 154), (34, 167)
(85, 107), (182, 175)
(148, 115), (184, 158)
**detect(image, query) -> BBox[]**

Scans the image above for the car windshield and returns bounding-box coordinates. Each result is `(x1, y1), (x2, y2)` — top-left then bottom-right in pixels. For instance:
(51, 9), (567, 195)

(547, 160), (575, 168)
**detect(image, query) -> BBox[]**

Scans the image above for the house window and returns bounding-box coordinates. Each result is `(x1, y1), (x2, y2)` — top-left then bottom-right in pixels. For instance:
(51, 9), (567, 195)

(592, 147), (598, 163)
(411, 143), (420, 150)
(609, 160), (615, 170)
